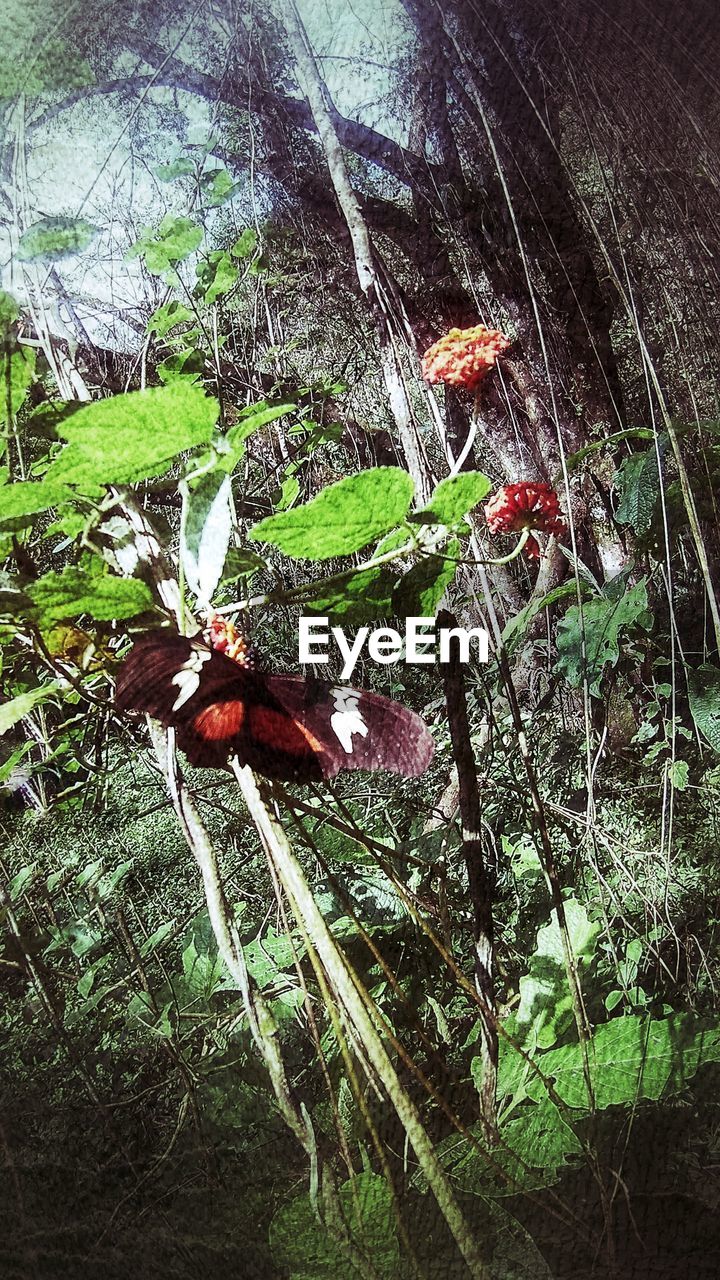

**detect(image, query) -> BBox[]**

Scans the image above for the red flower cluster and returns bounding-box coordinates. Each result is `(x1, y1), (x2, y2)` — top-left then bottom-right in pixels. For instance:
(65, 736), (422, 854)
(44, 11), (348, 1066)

(484, 482), (566, 559)
(203, 612), (255, 667)
(421, 324), (511, 391)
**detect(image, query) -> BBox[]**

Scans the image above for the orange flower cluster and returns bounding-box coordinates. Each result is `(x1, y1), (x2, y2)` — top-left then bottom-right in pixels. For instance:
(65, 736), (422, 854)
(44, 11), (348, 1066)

(484, 482), (566, 560)
(203, 612), (255, 667)
(421, 324), (511, 391)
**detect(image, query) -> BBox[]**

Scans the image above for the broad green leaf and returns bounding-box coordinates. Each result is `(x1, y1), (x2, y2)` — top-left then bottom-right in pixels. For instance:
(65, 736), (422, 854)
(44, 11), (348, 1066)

(304, 566), (396, 624)
(516, 899), (600, 1050)
(18, 217), (97, 263)
(668, 759), (689, 790)
(148, 300), (193, 337)
(502, 1099), (583, 1171)
(200, 168), (237, 206)
(181, 937), (225, 1001)
(128, 215), (203, 275)
(181, 472), (233, 603)
(525, 1013), (720, 1110)
(153, 214), (202, 260)
(230, 228), (258, 258)
(244, 927), (304, 988)
(688, 664), (720, 752)
(9, 863), (38, 901)
(269, 1172), (399, 1280)
(156, 347), (205, 384)
(0, 681), (62, 735)
(502, 582), (580, 645)
(26, 568), (155, 624)
(561, 427), (655, 476)
(220, 547), (266, 582)
(0, 740), (33, 784)
(442, 1098), (582, 1200)
(555, 578), (652, 697)
(196, 250), (238, 305)
(0, 346), (36, 424)
(420, 471), (491, 525)
(250, 467), (414, 560)
(45, 383), (219, 487)
(275, 472), (300, 510)
(139, 922), (175, 958)
(615, 443), (665, 533)
(154, 157), (195, 181)
(392, 541), (459, 616)
(220, 402), (296, 470)
(0, 478), (71, 521)
(0, 291), (20, 325)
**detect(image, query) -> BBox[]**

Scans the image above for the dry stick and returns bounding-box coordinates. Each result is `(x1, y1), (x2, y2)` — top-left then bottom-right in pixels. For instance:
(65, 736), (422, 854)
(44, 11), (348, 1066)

(270, 860), (426, 1280)
(280, 0), (433, 502)
(149, 721), (315, 1157)
(437, 609), (498, 1142)
(230, 758), (491, 1280)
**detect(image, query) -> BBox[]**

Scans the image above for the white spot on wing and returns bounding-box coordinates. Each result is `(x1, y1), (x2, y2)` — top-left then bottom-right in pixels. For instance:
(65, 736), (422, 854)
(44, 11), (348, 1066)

(330, 687), (368, 754)
(171, 644), (212, 711)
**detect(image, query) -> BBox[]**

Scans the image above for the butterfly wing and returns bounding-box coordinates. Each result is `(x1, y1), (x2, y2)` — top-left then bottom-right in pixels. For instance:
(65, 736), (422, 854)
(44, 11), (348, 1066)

(115, 631), (325, 780)
(116, 631), (434, 781)
(264, 674), (435, 779)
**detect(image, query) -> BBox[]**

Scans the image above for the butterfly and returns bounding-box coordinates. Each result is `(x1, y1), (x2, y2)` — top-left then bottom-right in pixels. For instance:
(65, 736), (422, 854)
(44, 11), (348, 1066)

(115, 628), (434, 784)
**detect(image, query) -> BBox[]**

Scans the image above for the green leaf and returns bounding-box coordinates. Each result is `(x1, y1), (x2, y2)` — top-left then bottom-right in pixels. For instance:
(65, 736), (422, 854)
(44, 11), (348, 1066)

(200, 168), (238, 206)
(275, 472), (300, 510)
(502, 582), (580, 646)
(139, 922), (175, 958)
(561, 426), (655, 476)
(156, 347), (206, 384)
(181, 937), (225, 1001)
(0, 741), (33, 784)
(688, 664), (720, 752)
(305, 566), (397, 624)
(196, 251), (238, 305)
(250, 467), (414, 560)
(668, 759), (689, 790)
(555, 578), (652, 698)
(147, 300), (193, 337)
(221, 401), (296, 468)
(44, 383), (219, 488)
(18, 217), (97, 263)
(244, 926), (303, 988)
(181, 472), (233, 603)
(9, 863), (38, 901)
(615, 444), (665, 533)
(220, 547), (266, 582)
(0, 345), (36, 425)
(0, 478), (71, 522)
(0, 291), (20, 326)
(525, 1014), (720, 1111)
(515, 898), (600, 1049)
(392, 541), (459, 616)
(26, 568), (155, 624)
(128, 215), (203, 275)
(230, 228), (258, 258)
(420, 471), (491, 525)
(270, 1172), (399, 1280)
(154, 157), (195, 181)
(0, 682), (62, 735)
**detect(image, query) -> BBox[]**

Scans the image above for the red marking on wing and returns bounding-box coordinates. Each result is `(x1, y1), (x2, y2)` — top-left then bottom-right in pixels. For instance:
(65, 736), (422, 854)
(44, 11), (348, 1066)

(193, 699), (247, 740)
(247, 704), (325, 756)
